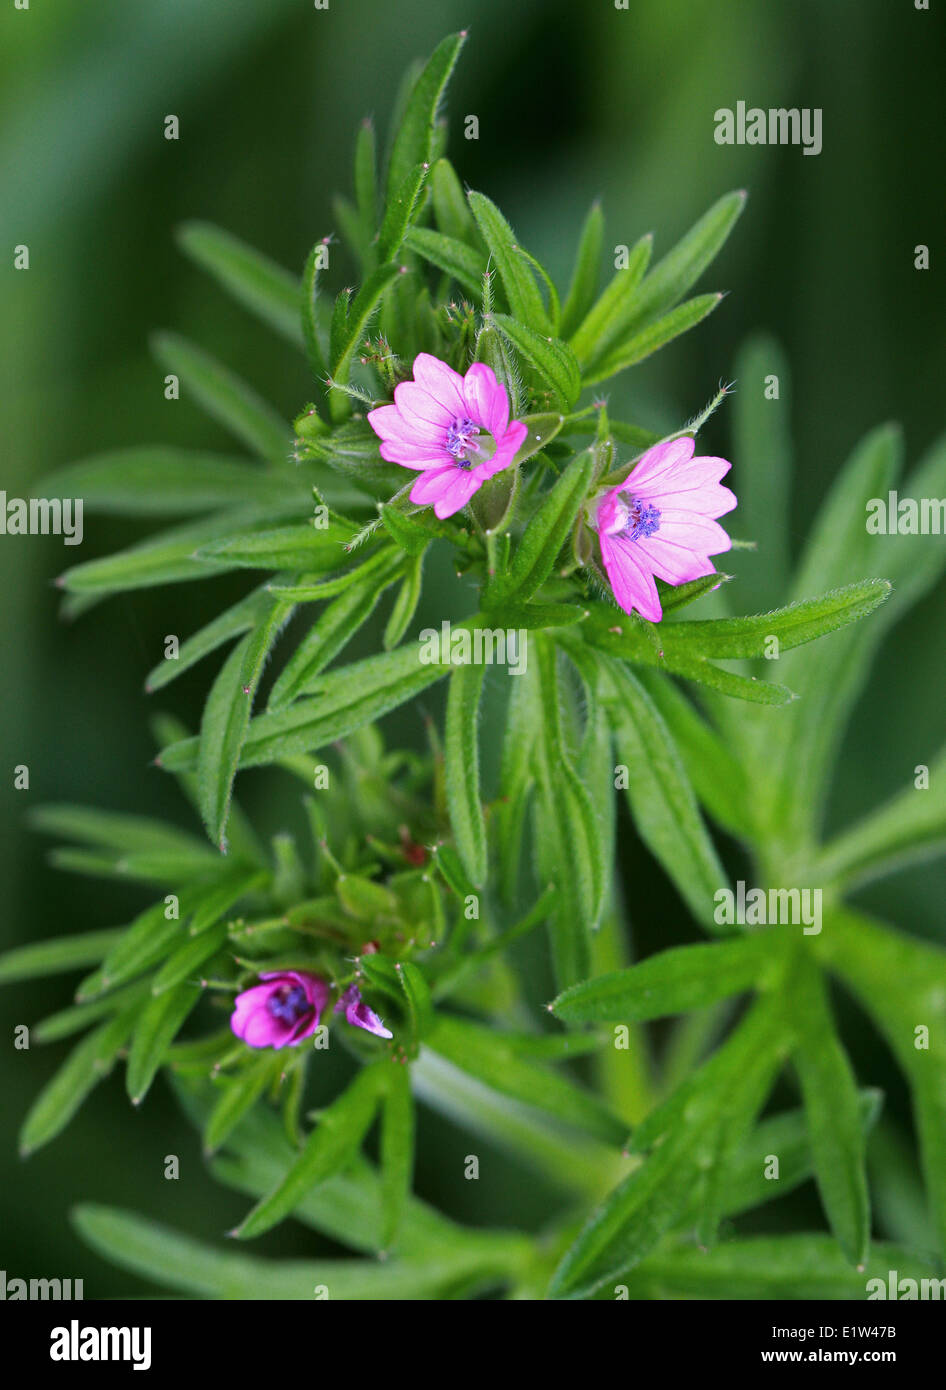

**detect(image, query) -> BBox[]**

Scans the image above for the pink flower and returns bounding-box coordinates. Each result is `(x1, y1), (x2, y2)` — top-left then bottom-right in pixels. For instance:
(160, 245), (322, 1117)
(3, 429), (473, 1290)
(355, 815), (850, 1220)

(335, 984), (393, 1039)
(593, 436), (736, 623)
(230, 971), (328, 1049)
(367, 353), (528, 520)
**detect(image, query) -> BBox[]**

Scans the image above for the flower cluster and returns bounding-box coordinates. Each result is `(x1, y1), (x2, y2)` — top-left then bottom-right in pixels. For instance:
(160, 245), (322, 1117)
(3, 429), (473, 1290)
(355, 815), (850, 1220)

(368, 354), (737, 621)
(231, 971), (392, 1050)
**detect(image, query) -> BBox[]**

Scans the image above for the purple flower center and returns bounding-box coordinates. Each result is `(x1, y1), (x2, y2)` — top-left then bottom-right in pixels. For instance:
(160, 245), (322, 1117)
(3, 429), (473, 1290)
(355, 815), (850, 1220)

(625, 496), (661, 540)
(267, 984), (311, 1025)
(445, 416), (481, 468)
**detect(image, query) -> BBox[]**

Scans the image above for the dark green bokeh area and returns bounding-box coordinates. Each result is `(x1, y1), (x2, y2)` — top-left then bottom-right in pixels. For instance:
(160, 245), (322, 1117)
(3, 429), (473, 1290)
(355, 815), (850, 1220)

(1, 0), (943, 1295)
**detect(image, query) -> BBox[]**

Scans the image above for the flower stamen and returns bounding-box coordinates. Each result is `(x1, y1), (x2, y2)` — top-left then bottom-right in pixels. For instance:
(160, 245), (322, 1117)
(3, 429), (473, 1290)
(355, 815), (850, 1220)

(625, 496), (662, 540)
(445, 416), (481, 467)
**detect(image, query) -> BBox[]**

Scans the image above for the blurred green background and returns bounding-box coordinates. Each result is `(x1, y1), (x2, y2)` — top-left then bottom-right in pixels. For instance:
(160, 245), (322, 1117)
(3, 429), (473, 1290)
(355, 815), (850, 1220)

(1, 0), (943, 1295)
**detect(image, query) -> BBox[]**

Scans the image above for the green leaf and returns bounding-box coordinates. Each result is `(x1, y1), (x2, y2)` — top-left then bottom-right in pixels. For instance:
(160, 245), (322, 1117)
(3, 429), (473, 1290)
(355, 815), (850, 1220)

(37, 447), (295, 518)
(707, 1090), (883, 1224)
(792, 953), (871, 1266)
(621, 189), (745, 334)
(434, 885), (557, 1000)
(511, 411), (566, 467)
(378, 162), (430, 262)
(495, 657), (540, 902)
(569, 232), (651, 366)
(430, 157), (474, 242)
(268, 549), (404, 708)
(551, 934), (781, 1024)
(354, 119), (378, 238)
(379, 502), (436, 556)
(603, 660), (728, 930)
(492, 313), (581, 410)
(78, 905), (183, 1000)
(19, 1006), (140, 1154)
(812, 745), (946, 889)
(580, 612), (795, 706)
(72, 1202), (527, 1300)
(584, 293), (722, 384)
(159, 637), (452, 773)
(176, 222), (303, 346)
(144, 586), (271, 693)
(613, 1235), (937, 1302)
(793, 424), (900, 602)
(468, 191), (552, 334)
(560, 200), (604, 341)
(0, 928), (122, 984)
(661, 580), (891, 659)
(385, 32), (467, 201)
(488, 449), (595, 605)
(152, 332), (290, 467)
(633, 668), (751, 838)
(328, 264), (402, 417)
(404, 225), (486, 298)
(57, 506), (303, 596)
(550, 996), (788, 1296)
(396, 962), (435, 1048)
(197, 599), (293, 849)
(426, 1014), (626, 1146)
(151, 921), (228, 995)
(33, 982), (152, 1045)
(380, 1063), (414, 1252)
(29, 803), (219, 867)
(817, 906), (946, 1259)
(301, 238), (330, 379)
(384, 551), (424, 650)
(532, 638), (604, 985)
(234, 1063), (387, 1239)
(126, 982), (202, 1105)
(195, 521), (355, 573)
(738, 425), (902, 843)
(445, 662), (487, 887)
(730, 334), (793, 609)
(204, 1057), (278, 1156)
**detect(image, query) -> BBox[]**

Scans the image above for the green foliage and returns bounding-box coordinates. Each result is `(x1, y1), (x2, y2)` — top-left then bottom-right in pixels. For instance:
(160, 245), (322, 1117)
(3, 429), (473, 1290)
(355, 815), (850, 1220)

(9, 32), (945, 1303)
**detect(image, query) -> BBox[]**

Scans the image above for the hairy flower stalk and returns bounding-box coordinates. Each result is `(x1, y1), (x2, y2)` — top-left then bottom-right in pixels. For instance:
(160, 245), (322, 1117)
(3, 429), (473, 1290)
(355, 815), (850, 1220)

(591, 436), (737, 622)
(367, 353), (527, 518)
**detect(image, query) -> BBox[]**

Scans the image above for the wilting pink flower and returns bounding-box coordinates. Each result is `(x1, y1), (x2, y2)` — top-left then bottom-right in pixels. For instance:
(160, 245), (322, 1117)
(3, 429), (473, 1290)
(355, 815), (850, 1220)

(593, 436), (736, 623)
(336, 984), (393, 1039)
(367, 353), (527, 519)
(231, 971), (328, 1049)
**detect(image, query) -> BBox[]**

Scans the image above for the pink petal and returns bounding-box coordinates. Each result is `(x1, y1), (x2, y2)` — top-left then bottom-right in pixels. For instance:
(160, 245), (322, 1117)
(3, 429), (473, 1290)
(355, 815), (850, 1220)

(231, 983), (277, 1031)
(638, 458), (732, 503)
(392, 380), (454, 433)
(288, 1010), (323, 1044)
(634, 534), (718, 586)
(239, 1004), (286, 1048)
(656, 510), (733, 555)
(412, 352), (469, 418)
(462, 363), (510, 438)
(432, 474), (481, 519)
(409, 465), (481, 518)
(624, 436), (696, 491)
(366, 403), (442, 449)
(409, 465), (460, 505)
(600, 533), (663, 622)
(379, 439), (450, 469)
